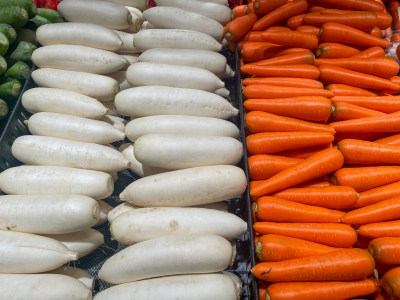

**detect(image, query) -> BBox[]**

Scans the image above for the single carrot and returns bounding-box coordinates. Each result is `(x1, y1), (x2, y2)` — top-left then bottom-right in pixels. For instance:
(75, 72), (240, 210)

(359, 220), (400, 239)
(309, 4), (329, 12)
(274, 144), (333, 159)
(243, 84), (334, 99)
(326, 84), (377, 97)
(245, 111), (335, 134)
(248, 154), (303, 180)
(370, 26), (383, 38)
(319, 65), (400, 93)
(242, 77), (323, 89)
(241, 42), (285, 62)
(253, 0), (309, 31)
(319, 22), (392, 49)
(261, 30), (319, 51)
(239, 31), (264, 42)
(315, 42), (361, 59)
(335, 132), (390, 142)
(287, 13), (305, 29)
(250, 147), (343, 197)
(351, 46), (386, 58)
(251, 248), (375, 282)
(331, 96), (400, 113)
(232, 5), (247, 19)
(253, 222), (357, 247)
(391, 76), (400, 85)
(264, 25), (292, 32)
(332, 103), (385, 121)
(376, 133), (400, 145)
(256, 234), (341, 262)
(296, 25), (320, 36)
(252, 0), (288, 15)
(374, 282), (394, 300)
(224, 13), (258, 42)
(272, 186), (358, 209)
(312, 0), (385, 12)
(254, 196), (345, 222)
(248, 52), (315, 66)
(246, 131), (334, 155)
(381, 266), (400, 298)
(245, 2), (256, 14)
(266, 279), (377, 300)
(330, 112), (400, 133)
(258, 280), (268, 300)
(390, 0), (400, 30)
(243, 96), (332, 122)
(356, 181), (400, 208)
(369, 237), (400, 265)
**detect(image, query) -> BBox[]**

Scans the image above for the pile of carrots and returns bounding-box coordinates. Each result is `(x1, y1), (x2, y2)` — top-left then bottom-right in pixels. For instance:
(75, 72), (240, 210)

(224, 0), (400, 299)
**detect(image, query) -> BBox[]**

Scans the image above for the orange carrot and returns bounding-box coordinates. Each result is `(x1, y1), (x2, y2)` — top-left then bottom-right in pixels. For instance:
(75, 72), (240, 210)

(248, 154), (303, 180)
(296, 25), (320, 35)
(266, 279), (377, 300)
(224, 13), (258, 42)
(242, 64), (320, 79)
(232, 5), (247, 19)
(242, 77), (323, 89)
(332, 103), (385, 121)
(239, 31), (264, 42)
(335, 132), (390, 142)
(258, 280), (268, 300)
(376, 12), (393, 30)
(256, 234), (341, 262)
(243, 84), (334, 98)
(331, 112), (400, 133)
(331, 96), (400, 113)
(287, 13), (305, 29)
(243, 96), (332, 122)
(376, 134), (400, 145)
(356, 233), (373, 249)
(309, 4), (330, 12)
(326, 84), (377, 97)
(252, 0), (289, 15)
(391, 76), (400, 85)
(390, 0), (400, 30)
(253, 0), (309, 31)
(315, 42), (361, 58)
(261, 30), (319, 51)
(272, 186), (358, 209)
(254, 196), (345, 222)
(264, 25), (292, 32)
(370, 26), (383, 38)
(246, 131), (334, 155)
(374, 281), (394, 300)
(356, 181), (400, 208)
(274, 144), (333, 159)
(312, 0), (384, 12)
(319, 22), (392, 49)
(241, 42), (285, 62)
(245, 111), (335, 134)
(248, 52), (315, 66)
(351, 46), (386, 58)
(250, 147), (343, 197)
(319, 65), (400, 93)
(381, 267), (400, 299)
(359, 220), (400, 239)
(369, 237), (400, 265)
(294, 177), (333, 188)
(252, 248), (375, 282)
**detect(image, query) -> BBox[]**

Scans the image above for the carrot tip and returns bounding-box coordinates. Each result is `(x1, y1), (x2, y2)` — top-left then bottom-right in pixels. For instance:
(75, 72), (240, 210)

(331, 176), (339, 186)
(315, 48), (322, 57)
(253, 2), (260, 10)
(253, 202), (258, 215)
(256, 241), (262, 256)
(318, 28), (323, 37)
(225, 31), (232, 40)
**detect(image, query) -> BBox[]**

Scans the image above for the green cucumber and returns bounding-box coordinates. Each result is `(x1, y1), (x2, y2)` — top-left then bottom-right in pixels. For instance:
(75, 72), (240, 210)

(0, 24), (16, 44)
(0, 56), (7, 76)
(37, 8), (63, 23)
(0, 99), (8, 120)
(0, 32), (9, 57)
(16, 28), (37, 45)
(0, 79), (21, 100)
(5, 61), (29, 80)
(0, 6), (29, 29)
(26, 15), (51, 30)
(0, 0), (37, 19)
(9, 41), (36, 64)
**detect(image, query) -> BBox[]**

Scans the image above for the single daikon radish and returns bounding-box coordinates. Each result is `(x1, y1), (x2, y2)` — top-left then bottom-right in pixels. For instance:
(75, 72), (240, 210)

(12, 136), (129, 172)
(0, 195), (100, 234)
(126, 62), (224, 92)
(0, 274), (92, 300)
(94, 274), (238, 300)
(110, 207), (247, 244)
(115, 86), (238, 119)
(222, 271), (243, 297)
(44, 228), (104, 258)
(113, 30), (139, 54)
(125, 6), (143, 21)
(31, 68), (119, 101)
(95, 200), (113, 226)
(141, 21), (155, 30)
(123, 14), (142, 33)
(103, 101), (120, 117)
(58, 0), (132, 30)
(138, 48), (226, 76)
(98, 233), (233, 284)
(143, 7), (224, 41)
(102, 115), (126, 132)
(108, 0), (149, 11)
(28, 112), (125, 144)
(0, 166), (113, 199)
(215, 88), (230, 98)
(120, 165), (247, 206)
(0, 230), (78, 273)
(120, 54), (139, 68)
(222, 64), (235, 78)
(47, 266), (95, 291)
(107, 71), (131, 91)
(22, 88), (107, 119)
(133, 29), (222, 52)
(36, 22), (123, 51)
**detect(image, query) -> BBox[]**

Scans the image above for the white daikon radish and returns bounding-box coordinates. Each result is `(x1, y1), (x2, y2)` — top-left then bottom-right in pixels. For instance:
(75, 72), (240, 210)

(32, 68), (119, 101)
(107, 71), (131, 91)
(221, 38), (228, 49)
(134, 133), (243, 170)
(102, 115), (126, 132)
(95, 200), (113, 226)
(120, 165), (247, 206)
(58, 0), (132, 30)
(215, 87), (230, 98)
(111, 207), (247, 244)
(36, 23), (123, 51)
(113, 30), (139, 54)
(32, 45), (127, 74)
(125, 6), (143, 21)
(141, 20), (155, 30)
(138, 48), (226, 76)
(94, 274), (237, 300)
(223, 64), (235, 79)
(0, 274), (92, 300)
(126, 115), (239, 141)
(103, 101), (120, 117)
(0, 166), (113, 199)
(119, 143), (168, 177)
(123, 14), (142, 33)
(143, 7), (224, 41)
(133, 29), (222, 52)
(155, 0), (232, 25)
(48, 267), (95, 291)
(44, 228), (104, 258)
(28, 112), (125, 144)
(0, 195), (100, 234)
(192, 0), (228, 5)
(222, 271), (242, 298)
(127, 62), (224, 92)
(0, 230), (78, 273)
(120, 54), (138, 66)
(22, 88), (107, 119)
(99, 233), (233, 284)
(108, 0), (149, 11)
(12, 136), (129, 173)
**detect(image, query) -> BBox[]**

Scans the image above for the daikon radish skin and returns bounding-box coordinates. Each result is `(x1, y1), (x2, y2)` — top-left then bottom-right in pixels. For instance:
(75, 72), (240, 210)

(12, 135), (129, 173)
(222, 271), (242, 298)
(98, 233), (233, 284)
(222, 64), (235, 79)
(44, 228), (104, 258)
(103, 101), (120, 117)
(134, 133), (243, 170)
(28, 112), (125, 144)
(58, 0), (132, 30)
(113, 30), (139, 54)
(120, 165), (247, 206)
(0, 195), (100, 234)
(125, 6), (143, 21)
(47, 267), (95, 291)
(36, 22), (123, 51)
(0, 274), (92, 300)
(120, 54), (139, 67)
(102, 115), (126, 132)
(143, 7), (224, 41)
(215, 87), (230, 98)
(123, 15), (142, 33)
(141, 21), (155, 30)
(191, 0), (228, 5)
(138, 48), (226, 76)
(31, 68), (119, 101)
(95, 200), (113, 226)
(0, 230), (78, 273)
(133, 29), (222, 52)
(126, 62), (224, 92)
(107, 71), (131, 91)
(115, 86), (238, 119)
(108, 0), (149, 11)
(0, 166), (113, 199)
(110, 207), (247, 244)
(22, 88), (107, 119)
(94, 274), (237, 300)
